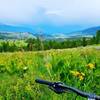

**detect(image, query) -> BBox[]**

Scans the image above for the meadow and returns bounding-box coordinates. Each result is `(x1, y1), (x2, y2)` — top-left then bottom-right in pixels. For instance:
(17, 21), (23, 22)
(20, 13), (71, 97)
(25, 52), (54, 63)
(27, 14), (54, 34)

(0, 46), (100, 100)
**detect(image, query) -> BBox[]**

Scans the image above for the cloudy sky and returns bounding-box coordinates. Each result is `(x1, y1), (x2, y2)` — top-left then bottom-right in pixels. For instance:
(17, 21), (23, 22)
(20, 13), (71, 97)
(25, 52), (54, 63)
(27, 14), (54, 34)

(0, 0), (100, 33)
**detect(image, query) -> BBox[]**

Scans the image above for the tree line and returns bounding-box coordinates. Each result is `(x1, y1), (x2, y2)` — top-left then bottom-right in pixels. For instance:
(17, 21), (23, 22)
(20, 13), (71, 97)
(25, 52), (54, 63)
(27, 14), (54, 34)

(0, 30), (100, 52)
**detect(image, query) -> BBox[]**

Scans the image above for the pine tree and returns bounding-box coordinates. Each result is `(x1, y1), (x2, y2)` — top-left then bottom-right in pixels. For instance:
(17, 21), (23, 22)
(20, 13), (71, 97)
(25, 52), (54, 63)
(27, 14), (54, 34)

(96, 30), (100, 44)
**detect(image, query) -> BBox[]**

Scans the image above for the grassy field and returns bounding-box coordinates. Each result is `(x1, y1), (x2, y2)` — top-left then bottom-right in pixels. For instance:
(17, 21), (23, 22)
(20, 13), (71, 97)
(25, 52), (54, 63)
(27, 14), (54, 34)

(0, 46), (100, 100)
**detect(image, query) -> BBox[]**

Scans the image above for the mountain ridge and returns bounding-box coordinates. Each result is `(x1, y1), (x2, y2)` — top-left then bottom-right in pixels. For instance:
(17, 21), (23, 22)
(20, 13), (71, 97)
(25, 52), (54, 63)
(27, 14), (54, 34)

(0, 24), (100, 39)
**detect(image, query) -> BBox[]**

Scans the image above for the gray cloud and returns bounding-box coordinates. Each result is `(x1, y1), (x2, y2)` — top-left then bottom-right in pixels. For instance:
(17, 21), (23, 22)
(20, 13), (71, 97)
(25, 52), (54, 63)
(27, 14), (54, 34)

(0, 0), (100, 27)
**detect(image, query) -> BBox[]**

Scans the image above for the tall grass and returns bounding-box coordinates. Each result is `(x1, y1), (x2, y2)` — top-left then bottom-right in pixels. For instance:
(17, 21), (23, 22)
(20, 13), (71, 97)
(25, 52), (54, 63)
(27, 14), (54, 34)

(0, 47), (100, 100)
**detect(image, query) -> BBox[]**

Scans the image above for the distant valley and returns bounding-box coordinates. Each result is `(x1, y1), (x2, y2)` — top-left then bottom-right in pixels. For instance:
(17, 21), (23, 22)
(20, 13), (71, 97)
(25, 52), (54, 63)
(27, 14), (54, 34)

(0, 24), (100, 40)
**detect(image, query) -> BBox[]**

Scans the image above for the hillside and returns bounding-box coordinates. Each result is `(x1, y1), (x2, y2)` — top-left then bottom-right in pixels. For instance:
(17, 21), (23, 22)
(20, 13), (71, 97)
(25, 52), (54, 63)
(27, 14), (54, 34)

(0, 24), (36, 39)
(82, 26), (100, 35)
(0, 32), (35, 39)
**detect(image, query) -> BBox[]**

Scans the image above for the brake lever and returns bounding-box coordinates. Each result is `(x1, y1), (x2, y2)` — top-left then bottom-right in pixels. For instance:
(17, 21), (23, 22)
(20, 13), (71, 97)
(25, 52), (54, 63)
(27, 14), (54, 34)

(48, 82), (67, 94)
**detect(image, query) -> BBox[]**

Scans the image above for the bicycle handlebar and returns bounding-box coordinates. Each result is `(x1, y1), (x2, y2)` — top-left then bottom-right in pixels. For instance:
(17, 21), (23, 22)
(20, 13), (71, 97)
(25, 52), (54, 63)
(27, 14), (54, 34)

(35, 79), (100, 100)
(35, 79), (53, 86)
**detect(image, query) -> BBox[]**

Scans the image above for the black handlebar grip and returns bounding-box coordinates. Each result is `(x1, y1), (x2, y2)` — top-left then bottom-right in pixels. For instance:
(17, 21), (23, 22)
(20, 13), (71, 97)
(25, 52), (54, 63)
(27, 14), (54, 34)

(35, 79), (53, 86)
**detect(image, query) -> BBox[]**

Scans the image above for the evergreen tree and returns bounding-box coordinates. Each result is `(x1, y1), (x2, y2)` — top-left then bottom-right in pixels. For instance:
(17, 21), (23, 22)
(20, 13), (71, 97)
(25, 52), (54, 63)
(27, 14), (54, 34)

(82, 37), (87, 47)
(26, 38), (36, 51)
(96, 30), (100, 44)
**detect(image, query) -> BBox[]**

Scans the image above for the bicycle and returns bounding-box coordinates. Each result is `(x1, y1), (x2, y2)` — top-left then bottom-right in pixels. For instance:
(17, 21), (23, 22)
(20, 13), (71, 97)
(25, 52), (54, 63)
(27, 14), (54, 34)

(35, 79), (100, 100)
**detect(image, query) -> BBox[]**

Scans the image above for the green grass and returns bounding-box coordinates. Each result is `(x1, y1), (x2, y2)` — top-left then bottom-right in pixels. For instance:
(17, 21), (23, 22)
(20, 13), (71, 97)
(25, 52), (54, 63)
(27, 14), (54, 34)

(0, 47), (100, 100)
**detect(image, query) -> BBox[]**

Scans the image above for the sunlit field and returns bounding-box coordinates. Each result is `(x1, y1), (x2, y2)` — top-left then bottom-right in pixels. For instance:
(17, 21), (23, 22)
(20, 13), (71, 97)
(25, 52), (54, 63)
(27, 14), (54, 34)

(0, 46), (100, 100)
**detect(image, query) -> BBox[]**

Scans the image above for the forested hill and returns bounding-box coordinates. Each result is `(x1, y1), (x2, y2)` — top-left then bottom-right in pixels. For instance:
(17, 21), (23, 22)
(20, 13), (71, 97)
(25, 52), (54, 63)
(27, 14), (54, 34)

(0, 32), (35, 39)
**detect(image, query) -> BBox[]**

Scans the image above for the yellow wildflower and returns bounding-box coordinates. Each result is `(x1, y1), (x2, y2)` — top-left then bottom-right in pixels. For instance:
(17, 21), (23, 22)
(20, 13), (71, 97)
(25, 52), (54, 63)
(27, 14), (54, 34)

(70, 71), (80, 77)
(45, 63), (52, 77)
(70, 70), (85, 81)
(45, 63), (52, 69)
(79, 75), (84, 81)
(87, 63), (95, 69)
(25, 84), (31, 91)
